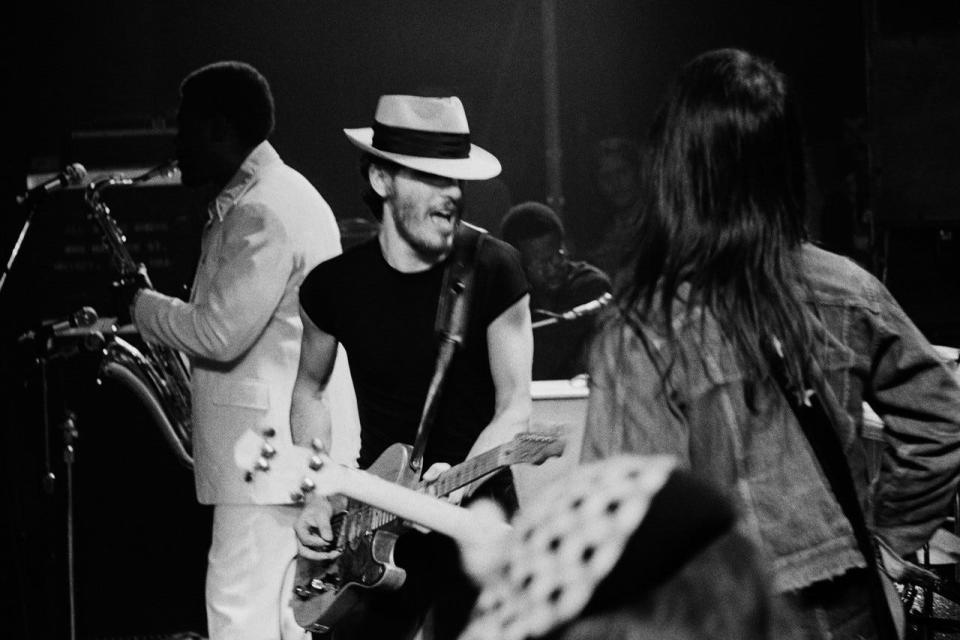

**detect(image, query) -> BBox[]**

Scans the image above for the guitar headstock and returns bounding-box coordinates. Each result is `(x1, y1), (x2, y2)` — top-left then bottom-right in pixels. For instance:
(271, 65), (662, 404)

(497, 429), (567, 466)
(233, 431), (347, 503)
(291, 440), (352, 503)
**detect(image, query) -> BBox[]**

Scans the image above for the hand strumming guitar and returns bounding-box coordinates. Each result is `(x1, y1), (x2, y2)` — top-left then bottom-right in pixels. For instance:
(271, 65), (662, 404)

(295, 494), (345, 562)
(292, 456), (463, 555)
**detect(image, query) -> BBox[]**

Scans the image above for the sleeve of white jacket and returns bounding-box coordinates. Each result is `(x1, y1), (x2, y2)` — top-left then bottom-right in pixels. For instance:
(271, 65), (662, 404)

(134, 203), (291, 361)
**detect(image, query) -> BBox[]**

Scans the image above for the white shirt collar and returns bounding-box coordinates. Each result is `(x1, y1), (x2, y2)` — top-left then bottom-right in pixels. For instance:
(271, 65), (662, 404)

(207, 140), (281, 223)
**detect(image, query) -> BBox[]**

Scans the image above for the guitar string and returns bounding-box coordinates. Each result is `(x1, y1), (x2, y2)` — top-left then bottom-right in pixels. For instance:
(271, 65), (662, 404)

(337, 435), (553, 541)
(340, 446), (505, 539)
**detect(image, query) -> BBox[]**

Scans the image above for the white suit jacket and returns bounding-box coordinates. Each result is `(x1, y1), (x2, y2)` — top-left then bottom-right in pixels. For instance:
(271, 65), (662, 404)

(134, 141), (360, 504)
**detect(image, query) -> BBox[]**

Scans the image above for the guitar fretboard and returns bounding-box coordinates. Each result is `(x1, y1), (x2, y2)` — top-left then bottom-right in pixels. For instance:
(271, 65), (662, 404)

(336, 445), (507, 544)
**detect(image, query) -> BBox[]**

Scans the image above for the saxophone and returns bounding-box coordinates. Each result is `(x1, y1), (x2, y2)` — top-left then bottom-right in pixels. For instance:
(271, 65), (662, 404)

(84, 160), (194, 468)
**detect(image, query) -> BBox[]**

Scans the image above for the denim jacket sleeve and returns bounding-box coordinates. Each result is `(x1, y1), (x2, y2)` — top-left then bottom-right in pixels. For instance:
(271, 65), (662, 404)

(859, 280), (960, 555)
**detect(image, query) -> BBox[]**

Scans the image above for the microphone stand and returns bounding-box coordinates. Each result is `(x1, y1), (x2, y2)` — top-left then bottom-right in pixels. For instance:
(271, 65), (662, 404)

(3, 164), (88, 298)
(0, 198), (42, 297)
(531, 313), (564, 330)
(25, 330), (83, 640)
(61, 410), (79, 640)
(531, 292), (614, 330)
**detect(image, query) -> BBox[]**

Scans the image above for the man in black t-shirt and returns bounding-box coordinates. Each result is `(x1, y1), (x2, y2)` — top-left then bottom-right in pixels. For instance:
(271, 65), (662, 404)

(291, 95), (532, 639)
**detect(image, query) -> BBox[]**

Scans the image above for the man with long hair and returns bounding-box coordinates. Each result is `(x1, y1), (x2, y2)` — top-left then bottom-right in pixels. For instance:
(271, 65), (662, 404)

(582, 48), (960, 639)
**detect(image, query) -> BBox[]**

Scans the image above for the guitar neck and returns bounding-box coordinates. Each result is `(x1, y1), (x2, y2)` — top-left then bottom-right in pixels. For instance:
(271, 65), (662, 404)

(431, 446), (505, 497)
(352, 446), (507, 533)
(338, 465), (509, 547)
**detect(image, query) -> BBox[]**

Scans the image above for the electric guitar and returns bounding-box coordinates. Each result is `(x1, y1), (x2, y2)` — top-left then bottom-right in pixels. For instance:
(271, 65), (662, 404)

(289, 431), (566, 633)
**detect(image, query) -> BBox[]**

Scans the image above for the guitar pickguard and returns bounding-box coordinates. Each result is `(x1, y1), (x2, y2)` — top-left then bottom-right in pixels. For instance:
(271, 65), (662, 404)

(292, 444), (417, 630)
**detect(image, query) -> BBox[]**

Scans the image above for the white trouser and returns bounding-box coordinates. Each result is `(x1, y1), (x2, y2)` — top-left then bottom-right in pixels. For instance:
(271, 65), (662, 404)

(206, 504), (308, 640)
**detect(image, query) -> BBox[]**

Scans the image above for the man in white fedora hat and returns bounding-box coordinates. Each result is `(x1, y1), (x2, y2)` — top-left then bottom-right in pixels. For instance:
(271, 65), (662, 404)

(290, 95), (533, 639)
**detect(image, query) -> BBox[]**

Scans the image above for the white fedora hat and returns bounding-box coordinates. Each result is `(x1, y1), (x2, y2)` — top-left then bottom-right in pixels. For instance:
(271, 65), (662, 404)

(344, 95), (502, 181)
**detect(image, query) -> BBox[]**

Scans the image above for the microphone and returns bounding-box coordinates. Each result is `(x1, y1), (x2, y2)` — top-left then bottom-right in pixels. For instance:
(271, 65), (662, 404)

(16, 163), (87, 205)
(531, 292), (614, 330)
(19, 306), (99, 343)
(558, 292), (613, 321)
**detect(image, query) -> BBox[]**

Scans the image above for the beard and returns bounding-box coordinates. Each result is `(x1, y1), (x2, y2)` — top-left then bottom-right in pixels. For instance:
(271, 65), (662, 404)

(391, 197), (462, 260)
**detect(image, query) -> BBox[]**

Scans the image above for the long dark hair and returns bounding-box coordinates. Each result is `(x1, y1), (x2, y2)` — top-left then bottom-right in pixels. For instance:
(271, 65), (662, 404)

(619, 48), (814, 388)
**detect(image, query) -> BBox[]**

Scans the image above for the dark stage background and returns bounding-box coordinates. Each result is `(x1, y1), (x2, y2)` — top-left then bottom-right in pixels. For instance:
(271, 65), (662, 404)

(2, 1), (958, 639)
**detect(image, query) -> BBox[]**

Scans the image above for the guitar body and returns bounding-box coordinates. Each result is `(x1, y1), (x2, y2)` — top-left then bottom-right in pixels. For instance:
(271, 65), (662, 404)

(293, 443), (418, 632)
(289, 431), (566, 633)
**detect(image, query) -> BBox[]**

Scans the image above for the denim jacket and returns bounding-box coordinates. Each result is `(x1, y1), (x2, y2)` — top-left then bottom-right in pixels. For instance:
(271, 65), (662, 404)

(582, 243), (960, 592)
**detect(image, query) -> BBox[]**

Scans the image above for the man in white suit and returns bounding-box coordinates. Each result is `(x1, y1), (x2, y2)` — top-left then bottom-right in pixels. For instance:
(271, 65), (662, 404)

(124, 61), (358, 640)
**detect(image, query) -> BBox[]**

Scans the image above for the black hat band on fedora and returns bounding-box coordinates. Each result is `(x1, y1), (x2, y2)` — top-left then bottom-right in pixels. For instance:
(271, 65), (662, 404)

(372, 122), (471, 159)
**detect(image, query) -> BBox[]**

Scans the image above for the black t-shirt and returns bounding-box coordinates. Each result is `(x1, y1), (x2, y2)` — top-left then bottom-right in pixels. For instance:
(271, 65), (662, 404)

(300, 235), (528, 469)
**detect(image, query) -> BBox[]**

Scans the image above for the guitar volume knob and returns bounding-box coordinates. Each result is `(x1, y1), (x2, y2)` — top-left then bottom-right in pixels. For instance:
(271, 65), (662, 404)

(293, 585), (312, 599)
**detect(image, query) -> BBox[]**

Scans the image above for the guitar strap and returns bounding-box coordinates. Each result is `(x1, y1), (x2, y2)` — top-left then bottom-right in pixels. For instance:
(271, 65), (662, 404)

(409, 222), (487, 473)
(764, 337), (904, 640)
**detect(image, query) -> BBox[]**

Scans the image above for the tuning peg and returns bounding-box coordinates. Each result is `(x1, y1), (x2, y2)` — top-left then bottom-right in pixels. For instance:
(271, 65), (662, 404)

(310, 438), (326, 453)
(262, 427), (276, 438)
(255, 457), (270, 472)
(260, 443), (276, 459)
(300, 477), (316, 494)
(309, 455), (324, 471)
(290, 491), (305, 504)
(243, 471), (254, 483)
